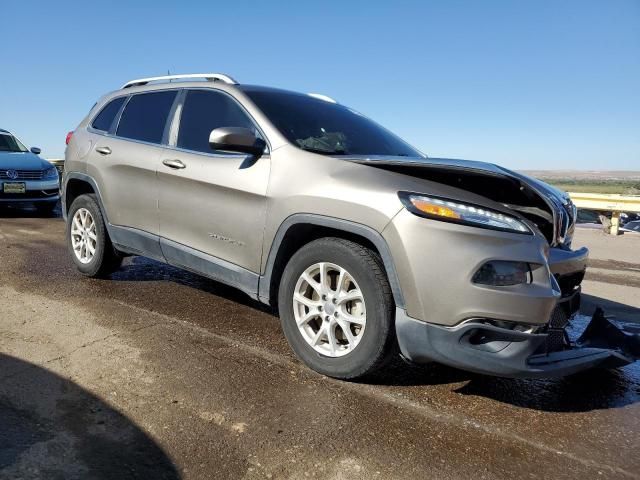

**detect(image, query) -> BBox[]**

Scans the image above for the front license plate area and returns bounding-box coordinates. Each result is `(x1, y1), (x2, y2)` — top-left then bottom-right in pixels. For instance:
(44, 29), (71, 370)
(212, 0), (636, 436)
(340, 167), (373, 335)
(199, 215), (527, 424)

(3, 182), (26, 194)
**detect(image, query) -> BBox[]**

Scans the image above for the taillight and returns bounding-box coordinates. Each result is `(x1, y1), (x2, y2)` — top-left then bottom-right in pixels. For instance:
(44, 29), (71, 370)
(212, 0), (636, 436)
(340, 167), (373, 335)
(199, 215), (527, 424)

(65, 131), (74, 145)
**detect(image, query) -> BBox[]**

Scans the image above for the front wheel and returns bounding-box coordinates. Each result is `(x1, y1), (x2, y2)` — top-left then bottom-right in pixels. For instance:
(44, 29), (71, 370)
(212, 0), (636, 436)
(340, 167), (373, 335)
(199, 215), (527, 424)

(278, 238), (396, 380)
(66, 194), (122, 277)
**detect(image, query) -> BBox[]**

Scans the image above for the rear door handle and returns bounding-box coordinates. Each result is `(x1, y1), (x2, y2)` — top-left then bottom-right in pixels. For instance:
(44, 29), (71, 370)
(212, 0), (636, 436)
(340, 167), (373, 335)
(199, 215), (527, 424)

(162, 159), (186, 169)
(96, 146), (111, 155)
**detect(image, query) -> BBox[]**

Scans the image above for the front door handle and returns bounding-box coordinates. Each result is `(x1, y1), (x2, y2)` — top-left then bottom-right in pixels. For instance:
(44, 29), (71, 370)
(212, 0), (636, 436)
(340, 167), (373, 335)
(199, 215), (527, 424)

(96, 146), (111, 155)
(162, 159), (186, 170)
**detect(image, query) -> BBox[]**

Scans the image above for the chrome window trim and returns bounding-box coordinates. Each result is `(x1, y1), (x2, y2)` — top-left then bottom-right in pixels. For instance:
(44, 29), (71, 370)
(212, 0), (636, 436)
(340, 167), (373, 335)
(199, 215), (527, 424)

(162, 143), (271, 160)
(85, 86), (271, 157)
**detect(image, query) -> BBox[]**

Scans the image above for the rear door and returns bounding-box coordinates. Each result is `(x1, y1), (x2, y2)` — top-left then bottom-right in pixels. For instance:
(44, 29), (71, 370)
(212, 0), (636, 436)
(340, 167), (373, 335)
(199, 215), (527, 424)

(158, 88), (270, 275)
(86, 90), (178, 255)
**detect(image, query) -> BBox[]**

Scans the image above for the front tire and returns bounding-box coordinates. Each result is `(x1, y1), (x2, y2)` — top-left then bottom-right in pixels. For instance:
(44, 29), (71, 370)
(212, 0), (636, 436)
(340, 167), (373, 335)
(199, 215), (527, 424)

(66, 194), (122, 277)
(278, 238), (395, 380)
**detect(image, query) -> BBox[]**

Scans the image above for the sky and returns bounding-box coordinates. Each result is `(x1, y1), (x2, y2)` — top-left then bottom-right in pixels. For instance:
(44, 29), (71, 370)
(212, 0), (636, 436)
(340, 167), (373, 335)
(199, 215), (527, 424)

(1, 0), (638, 169)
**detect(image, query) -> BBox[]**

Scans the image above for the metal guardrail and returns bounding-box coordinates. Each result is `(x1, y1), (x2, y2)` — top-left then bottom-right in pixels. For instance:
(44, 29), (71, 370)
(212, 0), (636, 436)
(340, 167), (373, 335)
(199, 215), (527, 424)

(568, 192), (640, 235)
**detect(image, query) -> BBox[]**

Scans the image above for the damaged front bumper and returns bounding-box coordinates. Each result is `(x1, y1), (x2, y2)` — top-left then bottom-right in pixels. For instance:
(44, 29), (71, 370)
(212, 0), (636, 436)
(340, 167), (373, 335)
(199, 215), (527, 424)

(396, 306), (640, 379)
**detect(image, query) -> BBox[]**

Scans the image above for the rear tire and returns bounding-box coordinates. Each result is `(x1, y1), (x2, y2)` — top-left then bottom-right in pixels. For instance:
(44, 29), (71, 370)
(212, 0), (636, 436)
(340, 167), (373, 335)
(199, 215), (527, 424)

(278, 237), (396, 380)
(66, 194), (122, 277)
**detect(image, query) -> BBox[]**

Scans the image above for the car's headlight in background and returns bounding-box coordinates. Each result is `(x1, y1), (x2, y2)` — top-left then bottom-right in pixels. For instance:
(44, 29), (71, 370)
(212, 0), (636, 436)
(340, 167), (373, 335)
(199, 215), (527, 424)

(44, 167), (58, 179)
(399, 192), (531, 234)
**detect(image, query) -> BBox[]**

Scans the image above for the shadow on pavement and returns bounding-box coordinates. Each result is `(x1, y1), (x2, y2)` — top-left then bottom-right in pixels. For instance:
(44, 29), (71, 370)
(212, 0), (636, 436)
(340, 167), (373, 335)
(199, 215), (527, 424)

(581, 293), (640, 323)
(368, 353), (640, 412)
(0, 354), (180, 480)
(110, 256), (272, 314)
(0, 203), (61, 219)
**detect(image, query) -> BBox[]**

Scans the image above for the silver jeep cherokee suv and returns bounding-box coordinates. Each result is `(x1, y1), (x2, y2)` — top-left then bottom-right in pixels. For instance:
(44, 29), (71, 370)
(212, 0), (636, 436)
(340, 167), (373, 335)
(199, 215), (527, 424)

(62, 73), (637, 379)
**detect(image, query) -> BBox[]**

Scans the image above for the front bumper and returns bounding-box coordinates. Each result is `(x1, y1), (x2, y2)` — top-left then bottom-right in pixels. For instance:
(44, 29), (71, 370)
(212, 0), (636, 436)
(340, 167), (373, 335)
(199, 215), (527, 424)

(396, 307), (635, 378)
(384, 209), (562, 326)
(387, 209), (638, 377)
(0, 179), (60, 204)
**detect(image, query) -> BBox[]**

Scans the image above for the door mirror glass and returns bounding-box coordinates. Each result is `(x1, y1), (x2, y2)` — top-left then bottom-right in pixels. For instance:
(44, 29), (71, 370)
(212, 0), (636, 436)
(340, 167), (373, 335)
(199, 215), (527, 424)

(30, 147), (41, 155)
(209, 127), (266, 157)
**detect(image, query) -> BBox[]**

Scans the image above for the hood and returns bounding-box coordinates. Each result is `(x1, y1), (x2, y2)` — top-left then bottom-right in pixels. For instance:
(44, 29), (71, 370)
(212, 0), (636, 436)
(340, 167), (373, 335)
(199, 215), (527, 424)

(342, 155), (573, 246)
(0, 151), (52, 170)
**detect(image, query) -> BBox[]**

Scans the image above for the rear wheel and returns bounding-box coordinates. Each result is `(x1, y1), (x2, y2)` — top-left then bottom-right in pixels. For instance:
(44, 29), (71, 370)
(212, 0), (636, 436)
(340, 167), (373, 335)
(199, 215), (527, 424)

(279, 238), (395, 379)
(67, 194), (122, 277)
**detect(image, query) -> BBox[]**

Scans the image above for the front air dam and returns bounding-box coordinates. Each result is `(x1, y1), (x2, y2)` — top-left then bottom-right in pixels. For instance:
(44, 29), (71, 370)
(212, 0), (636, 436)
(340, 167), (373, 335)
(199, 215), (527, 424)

(395, 307), (639, 378)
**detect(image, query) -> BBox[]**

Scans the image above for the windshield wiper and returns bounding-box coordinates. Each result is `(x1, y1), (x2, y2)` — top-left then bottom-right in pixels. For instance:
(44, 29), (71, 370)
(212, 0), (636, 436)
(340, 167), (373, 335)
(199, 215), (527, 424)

(299, 146), (348, 156)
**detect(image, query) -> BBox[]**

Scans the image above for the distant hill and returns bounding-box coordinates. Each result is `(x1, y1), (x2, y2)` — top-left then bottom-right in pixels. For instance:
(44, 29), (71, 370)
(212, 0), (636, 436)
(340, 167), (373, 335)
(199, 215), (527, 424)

(520, 170), (640, 181)
(520, 171), (640, 195)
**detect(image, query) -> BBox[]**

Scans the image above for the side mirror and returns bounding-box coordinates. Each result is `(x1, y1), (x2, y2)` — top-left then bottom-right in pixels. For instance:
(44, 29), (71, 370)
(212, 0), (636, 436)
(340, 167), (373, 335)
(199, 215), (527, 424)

(30, 147), (42, 155)
(209, 127), (266, 157)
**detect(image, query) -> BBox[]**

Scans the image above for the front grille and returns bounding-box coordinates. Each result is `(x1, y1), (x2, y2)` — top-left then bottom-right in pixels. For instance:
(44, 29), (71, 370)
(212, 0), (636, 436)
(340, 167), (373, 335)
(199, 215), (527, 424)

(545, 306), (569, 352)
(0, 170), (44, 180)
(554, 270), (585, 298)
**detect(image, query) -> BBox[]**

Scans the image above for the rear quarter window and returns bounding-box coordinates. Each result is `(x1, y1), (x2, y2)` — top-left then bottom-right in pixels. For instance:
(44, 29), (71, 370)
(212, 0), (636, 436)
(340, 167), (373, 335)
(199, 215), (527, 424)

(116, 91), (177, 144)
(91, 96), (126, 132)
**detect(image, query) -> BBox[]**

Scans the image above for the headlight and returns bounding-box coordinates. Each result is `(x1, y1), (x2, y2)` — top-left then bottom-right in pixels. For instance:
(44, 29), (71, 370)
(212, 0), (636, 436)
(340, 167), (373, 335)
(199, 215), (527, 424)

(44, 167), (58, 179)
(399, 192), (531, 234)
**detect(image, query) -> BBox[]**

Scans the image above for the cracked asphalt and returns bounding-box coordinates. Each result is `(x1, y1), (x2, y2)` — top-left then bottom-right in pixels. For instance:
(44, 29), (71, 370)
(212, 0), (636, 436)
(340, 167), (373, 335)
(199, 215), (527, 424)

(1, 206), (639, 479)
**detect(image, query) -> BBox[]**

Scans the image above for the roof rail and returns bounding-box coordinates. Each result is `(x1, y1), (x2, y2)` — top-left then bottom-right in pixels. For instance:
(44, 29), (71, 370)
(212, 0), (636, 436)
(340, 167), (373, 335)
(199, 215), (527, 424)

(121, 73), (238, 89)
(308, 93), (338, 104)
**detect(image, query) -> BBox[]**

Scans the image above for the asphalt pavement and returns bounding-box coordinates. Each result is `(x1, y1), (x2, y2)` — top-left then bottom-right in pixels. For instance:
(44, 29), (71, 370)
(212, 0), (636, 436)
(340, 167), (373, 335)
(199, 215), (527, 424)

(1, 206), (639, 480)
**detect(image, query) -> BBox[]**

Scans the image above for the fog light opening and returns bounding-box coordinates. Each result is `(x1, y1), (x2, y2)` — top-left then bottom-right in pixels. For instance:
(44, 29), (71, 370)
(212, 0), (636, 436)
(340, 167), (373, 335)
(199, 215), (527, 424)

(472, 261), (531, 286)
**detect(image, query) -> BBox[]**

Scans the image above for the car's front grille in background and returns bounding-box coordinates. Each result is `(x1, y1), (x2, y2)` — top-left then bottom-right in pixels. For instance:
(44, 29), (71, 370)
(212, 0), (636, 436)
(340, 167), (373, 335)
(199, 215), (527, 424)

(0, 170), (44, 180)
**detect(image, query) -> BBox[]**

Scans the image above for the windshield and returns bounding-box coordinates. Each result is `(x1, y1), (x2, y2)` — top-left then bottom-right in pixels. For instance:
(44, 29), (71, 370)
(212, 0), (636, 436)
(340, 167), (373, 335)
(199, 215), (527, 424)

(0, 133), (28, 153)
(242, 88), (423, 157)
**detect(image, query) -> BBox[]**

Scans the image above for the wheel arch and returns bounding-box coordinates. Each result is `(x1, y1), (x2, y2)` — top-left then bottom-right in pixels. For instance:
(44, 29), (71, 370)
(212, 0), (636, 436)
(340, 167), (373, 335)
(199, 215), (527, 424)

(259, 214), (404, 310)
(63, 173), (108, 223)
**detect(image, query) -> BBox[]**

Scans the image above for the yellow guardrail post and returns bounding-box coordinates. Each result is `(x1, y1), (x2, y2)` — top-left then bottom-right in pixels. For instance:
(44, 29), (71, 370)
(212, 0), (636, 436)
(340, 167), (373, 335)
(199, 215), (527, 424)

(568, 192), (640, 235)
(611, 211), (621, 236)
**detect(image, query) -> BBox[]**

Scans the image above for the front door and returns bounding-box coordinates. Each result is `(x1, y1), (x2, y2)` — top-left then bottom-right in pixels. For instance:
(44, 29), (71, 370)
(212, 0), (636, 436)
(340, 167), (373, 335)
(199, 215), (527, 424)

(158, 89), (270, 278)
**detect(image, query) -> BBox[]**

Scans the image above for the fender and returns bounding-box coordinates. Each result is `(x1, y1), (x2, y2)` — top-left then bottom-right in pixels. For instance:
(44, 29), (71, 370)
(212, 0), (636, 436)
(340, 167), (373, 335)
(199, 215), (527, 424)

(62, 172), (110, 224)
(259, 214), (405, 308)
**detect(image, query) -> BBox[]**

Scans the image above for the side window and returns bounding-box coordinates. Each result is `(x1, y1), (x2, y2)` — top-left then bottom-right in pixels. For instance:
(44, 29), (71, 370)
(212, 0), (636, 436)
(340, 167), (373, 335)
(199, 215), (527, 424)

(177, 90), (257, 154)
(116, 91), (177, 144)
(91, 97), (126, 132)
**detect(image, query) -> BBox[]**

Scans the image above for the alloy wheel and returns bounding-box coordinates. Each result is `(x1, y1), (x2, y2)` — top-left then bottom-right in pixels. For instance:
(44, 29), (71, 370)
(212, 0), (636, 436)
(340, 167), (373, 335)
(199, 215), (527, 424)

(293, 262), (366, 357)
(70, 208), (97, 264)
